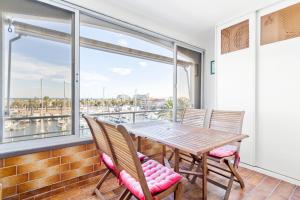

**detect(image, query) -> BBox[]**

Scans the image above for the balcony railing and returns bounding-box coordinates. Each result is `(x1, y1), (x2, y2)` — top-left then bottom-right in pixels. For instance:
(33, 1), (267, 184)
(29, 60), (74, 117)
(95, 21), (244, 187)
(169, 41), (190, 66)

(3, 109), (177, 142)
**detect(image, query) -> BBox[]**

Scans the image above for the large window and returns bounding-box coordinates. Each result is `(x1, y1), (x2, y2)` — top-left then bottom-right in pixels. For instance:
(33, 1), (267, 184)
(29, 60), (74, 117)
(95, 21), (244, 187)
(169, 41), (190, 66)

(0, 0), (74, 142)
(0, 1), (203, 143)
(79, 15), (174, 136)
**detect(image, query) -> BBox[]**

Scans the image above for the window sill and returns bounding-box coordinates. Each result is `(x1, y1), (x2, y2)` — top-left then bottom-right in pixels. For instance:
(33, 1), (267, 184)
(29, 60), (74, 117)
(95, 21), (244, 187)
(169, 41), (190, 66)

(0, 135), (93, 159)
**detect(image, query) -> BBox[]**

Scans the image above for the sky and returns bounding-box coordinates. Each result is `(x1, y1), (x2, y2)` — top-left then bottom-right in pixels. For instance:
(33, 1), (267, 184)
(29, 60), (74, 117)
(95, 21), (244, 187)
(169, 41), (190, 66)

(6, 17), (189, 99)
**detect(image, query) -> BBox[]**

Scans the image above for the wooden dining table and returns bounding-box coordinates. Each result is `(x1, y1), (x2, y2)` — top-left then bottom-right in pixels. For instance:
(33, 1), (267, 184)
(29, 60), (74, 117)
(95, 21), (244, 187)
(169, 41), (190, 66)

(124, 120), (248, 200)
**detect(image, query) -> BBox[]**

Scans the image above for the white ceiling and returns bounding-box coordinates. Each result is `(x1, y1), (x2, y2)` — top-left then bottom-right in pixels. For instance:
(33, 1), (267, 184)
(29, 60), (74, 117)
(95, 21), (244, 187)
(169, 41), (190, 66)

(66, 0), (281, 47)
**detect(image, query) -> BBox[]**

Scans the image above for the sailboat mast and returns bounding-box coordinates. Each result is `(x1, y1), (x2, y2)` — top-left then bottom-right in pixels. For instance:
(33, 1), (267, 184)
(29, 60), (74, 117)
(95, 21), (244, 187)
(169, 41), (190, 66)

(40, 79), (43, 116)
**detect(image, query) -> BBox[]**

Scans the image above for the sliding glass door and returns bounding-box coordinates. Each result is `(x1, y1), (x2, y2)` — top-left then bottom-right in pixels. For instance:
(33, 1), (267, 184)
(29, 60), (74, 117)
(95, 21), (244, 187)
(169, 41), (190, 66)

(174, 45), (203, 121)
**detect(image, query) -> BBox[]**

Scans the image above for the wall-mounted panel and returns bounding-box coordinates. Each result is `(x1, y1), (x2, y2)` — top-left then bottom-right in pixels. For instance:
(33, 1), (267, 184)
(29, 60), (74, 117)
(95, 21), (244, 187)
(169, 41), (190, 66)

(221, 20), (249, 54)
(261, 2), (300, 45)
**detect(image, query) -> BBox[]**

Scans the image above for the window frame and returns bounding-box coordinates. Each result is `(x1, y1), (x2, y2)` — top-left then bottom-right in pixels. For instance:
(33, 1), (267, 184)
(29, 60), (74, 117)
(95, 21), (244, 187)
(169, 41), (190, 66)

(0, 0), (78, 142)
(0, 12), (4, 142)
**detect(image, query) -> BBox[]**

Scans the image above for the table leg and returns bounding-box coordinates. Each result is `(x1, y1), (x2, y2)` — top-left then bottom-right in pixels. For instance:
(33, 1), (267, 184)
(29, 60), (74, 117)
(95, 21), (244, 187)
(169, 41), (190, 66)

(202, 152), (208, 200)
(174, 148), (179, 172)
(137, 136), (141, 152)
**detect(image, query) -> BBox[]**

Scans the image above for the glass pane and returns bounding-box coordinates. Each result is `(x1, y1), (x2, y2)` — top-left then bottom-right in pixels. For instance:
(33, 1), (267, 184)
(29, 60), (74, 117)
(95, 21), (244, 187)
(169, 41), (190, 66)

(176, 46), (202, 121)
(80, 14), (173, 137)
(80, 14), (173, 58)
(0, 0), (73, 143)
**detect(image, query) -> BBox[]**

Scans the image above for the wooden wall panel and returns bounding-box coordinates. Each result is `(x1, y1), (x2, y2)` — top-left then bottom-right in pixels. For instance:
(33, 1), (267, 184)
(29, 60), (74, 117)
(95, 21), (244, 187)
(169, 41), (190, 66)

(261, 2), (300, 45)
(221, 20), (249, 54)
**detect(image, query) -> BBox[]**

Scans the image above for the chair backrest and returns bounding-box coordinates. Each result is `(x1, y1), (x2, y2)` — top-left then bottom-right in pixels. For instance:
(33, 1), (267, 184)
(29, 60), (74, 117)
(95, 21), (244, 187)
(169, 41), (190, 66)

(181, 108), (207, 128)
(82, 115), (111, 155)
(209, 110), (245, 134)
(97, 119), (152, 199)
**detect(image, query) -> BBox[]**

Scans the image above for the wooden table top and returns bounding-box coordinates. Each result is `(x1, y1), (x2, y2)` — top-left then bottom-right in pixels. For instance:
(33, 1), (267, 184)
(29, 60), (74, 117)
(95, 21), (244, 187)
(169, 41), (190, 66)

(124, 121), (248, 156)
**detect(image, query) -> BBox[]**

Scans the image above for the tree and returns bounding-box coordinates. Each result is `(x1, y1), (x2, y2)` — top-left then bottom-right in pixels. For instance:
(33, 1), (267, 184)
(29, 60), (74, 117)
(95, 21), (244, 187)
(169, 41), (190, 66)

(157, 98), (173, 121)
(164, 98), (173, 109)
(11, 99), (23, 108)
(32, 97), (40, 109)
(43, 96), (50, 112)
(177, 97), (190, 109)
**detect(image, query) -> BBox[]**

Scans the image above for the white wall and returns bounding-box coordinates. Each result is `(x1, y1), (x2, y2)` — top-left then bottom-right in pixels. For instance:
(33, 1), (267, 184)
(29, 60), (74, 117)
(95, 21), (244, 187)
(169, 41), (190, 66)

(203, 31), (216, 109)
(216, 14), (256, 165)
(216, 0), (300, 184)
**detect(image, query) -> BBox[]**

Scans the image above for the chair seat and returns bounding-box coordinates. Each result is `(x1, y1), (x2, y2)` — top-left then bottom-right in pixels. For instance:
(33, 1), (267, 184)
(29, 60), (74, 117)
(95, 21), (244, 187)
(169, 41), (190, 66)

(119, 160), (182, 200)
(209, 145), (237, 158)
(101, 152), (147, 173)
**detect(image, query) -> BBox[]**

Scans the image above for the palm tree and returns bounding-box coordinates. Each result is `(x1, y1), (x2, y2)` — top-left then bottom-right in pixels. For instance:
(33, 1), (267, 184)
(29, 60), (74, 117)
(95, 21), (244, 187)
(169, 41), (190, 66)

(43, 96), (50, 113)
(157, 98), (173, 121)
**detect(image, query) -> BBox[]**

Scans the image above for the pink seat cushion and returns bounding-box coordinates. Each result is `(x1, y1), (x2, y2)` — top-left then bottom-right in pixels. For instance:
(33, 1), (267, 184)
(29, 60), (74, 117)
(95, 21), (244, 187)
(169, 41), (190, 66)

(101, 153), (116, 172)
(137, 152), (147, 162)
(119, 160), (182, 200)
(209, 145), (237, 158)
(100, 152), (147, 173)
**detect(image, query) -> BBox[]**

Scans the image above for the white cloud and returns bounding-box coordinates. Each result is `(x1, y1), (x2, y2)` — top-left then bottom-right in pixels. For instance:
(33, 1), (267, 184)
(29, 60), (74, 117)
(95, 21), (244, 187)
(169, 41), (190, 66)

(118, 39), (128, 47)
(12, 54), (71, 83)
(139, 61), (147, 67)
(80, 71), (109, 87)
(81, 71), (109, 82)
(11, 54), (111, 90)
(111, 67), (132, 76)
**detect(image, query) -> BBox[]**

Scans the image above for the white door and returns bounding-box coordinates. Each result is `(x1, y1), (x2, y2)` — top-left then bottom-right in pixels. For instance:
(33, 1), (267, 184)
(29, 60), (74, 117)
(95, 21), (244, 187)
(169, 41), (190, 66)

(256, 1), (300, 180)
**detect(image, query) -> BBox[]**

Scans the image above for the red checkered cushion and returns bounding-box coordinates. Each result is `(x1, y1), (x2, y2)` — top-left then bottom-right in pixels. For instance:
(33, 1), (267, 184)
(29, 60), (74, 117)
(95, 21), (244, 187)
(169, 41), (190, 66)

(209, 145), (237, 158)
(119, 160), (182, 200)
(100, 152), (147, 173)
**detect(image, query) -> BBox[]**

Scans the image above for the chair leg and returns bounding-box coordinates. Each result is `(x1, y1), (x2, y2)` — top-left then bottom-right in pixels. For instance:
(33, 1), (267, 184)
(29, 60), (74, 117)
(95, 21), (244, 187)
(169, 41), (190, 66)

(168, 150), (174, 161)
(224, 171), (234, 200)
(232, 168), (245, 189)
(123, 191), (133, 200)
(118, 189), (130, 200)
(223, 159), (245, 200)
(225, 159), (245, 189)
(174, 181), (184, 200)
(93, 169), (111, 195)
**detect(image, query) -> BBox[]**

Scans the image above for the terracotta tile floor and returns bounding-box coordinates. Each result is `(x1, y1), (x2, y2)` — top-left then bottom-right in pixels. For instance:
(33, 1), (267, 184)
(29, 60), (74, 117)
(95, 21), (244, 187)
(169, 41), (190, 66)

(47, 159), (299, 200)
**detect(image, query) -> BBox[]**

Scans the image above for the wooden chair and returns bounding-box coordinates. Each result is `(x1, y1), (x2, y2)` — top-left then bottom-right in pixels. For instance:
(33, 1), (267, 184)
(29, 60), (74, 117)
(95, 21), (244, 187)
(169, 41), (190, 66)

(83, 115), (146, 199)
(97, 119), (184, 200)
(168, 108), (207, 165)
(83, 115), (114, 199)
(190, 110), (245, 200)
(181, 108), (207, 127)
